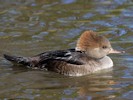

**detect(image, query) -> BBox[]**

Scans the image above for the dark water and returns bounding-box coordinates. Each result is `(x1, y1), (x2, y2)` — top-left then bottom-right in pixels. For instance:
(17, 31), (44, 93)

(0, 0), (133, 99)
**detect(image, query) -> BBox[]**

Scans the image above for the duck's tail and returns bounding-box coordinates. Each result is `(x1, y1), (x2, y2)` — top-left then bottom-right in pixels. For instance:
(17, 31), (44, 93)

(3, 54), (31, 66)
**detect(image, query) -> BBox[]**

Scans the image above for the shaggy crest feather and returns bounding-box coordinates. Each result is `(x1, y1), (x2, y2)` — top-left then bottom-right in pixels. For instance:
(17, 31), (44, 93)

(76, 31), (100, 51)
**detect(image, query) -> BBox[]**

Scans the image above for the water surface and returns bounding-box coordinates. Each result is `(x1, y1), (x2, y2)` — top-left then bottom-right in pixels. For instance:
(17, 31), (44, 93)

(0, 0), (133, 99)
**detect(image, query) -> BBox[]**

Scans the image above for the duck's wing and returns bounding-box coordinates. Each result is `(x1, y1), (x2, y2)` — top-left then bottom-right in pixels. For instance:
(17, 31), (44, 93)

(38, 49), (85, 65)
(4, 49), (85, 68)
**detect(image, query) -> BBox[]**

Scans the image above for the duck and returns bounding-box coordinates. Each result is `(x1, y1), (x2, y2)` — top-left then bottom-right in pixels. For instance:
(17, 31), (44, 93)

(3, 30), (124, 76)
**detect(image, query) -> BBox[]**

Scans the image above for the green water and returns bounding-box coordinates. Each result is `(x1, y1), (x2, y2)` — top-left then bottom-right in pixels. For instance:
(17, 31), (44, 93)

(0, 0), (133, 99)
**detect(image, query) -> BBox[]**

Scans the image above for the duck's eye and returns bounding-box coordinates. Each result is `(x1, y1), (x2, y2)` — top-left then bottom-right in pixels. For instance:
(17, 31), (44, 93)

(102, 46), (107, 49)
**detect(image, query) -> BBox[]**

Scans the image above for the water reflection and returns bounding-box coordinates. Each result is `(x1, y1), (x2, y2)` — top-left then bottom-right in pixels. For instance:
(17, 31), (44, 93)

(61, 0), (76, 4)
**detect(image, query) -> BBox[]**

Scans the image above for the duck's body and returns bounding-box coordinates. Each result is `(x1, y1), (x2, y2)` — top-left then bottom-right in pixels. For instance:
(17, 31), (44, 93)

(4, 31), (124, 76)
(4, 49), (113, 76)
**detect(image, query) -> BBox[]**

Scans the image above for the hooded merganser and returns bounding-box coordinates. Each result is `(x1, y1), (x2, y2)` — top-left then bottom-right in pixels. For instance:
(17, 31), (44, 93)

(4, 31), (124, 76)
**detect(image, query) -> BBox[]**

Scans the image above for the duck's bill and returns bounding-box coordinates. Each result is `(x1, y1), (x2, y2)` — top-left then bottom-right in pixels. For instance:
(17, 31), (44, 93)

(109, 48), (125, 54)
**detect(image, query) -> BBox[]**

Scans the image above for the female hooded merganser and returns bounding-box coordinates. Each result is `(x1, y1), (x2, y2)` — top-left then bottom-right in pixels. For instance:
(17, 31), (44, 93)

(4, 31), (124, 76)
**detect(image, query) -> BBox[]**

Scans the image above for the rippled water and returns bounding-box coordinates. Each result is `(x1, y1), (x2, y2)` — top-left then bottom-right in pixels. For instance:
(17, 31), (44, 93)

(0, 0), (133, 99)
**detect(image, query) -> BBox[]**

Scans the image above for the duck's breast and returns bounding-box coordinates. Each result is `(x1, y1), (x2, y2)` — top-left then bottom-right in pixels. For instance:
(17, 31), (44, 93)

(98, 56), (113, 69)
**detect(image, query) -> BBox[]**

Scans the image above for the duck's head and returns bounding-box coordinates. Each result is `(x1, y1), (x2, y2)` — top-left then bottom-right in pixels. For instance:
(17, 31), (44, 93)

(76, 31), (124, 59)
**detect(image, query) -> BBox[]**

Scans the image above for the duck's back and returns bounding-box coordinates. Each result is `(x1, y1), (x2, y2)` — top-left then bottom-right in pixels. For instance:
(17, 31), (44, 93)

(4, 49), (85, 69)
